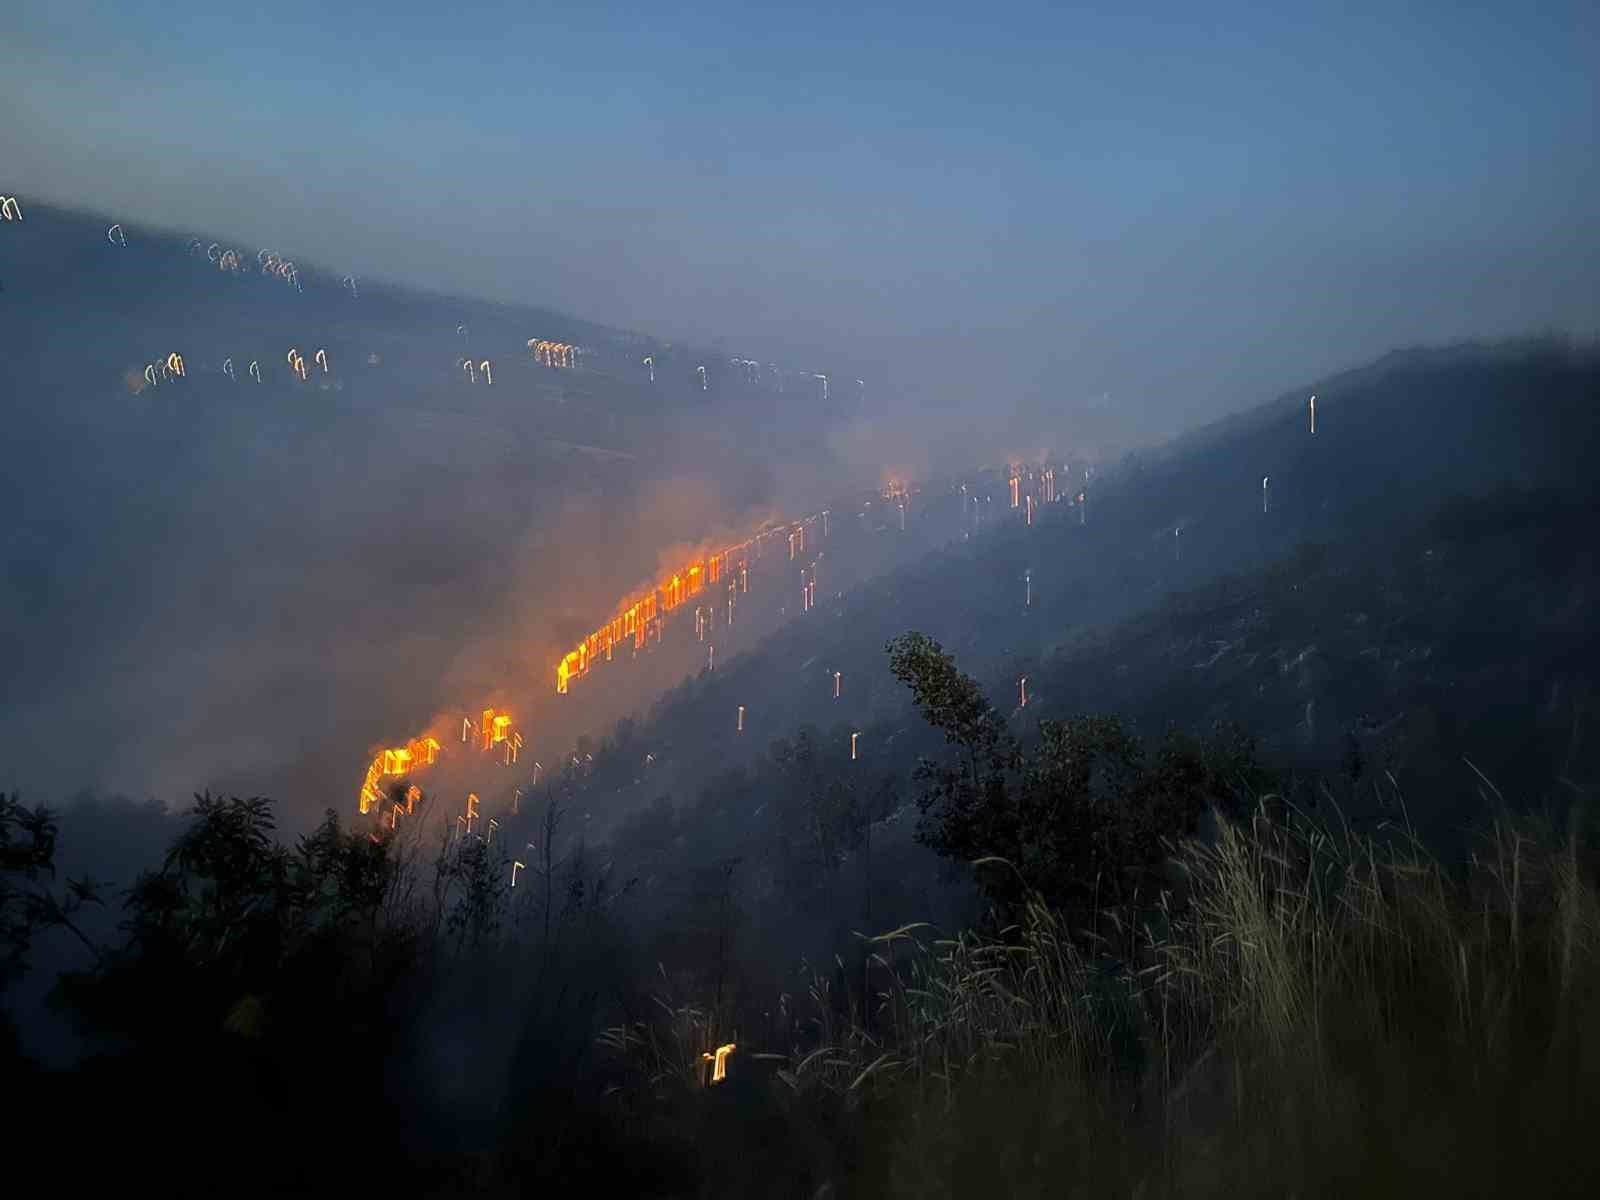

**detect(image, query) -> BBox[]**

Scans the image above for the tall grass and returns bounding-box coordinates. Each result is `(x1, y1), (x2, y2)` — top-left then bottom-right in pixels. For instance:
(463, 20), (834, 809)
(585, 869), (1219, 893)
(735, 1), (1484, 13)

(602, 796), (1600, 1196)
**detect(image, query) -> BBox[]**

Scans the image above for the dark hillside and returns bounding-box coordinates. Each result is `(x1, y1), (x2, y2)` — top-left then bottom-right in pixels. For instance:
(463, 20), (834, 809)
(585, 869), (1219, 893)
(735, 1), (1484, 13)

(549, 343), (1598, 850)
(7, 342), (1597, 1199)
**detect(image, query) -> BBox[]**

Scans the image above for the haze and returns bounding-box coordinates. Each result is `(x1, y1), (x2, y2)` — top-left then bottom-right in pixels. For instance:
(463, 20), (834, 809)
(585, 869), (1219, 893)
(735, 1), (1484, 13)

(6, 1), (1595, 451)
(8, 5), (1600, 1190)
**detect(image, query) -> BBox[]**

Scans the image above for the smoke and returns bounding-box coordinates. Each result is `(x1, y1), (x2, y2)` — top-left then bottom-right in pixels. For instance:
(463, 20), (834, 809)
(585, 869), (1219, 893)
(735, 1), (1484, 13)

(0, 212), (902, 832)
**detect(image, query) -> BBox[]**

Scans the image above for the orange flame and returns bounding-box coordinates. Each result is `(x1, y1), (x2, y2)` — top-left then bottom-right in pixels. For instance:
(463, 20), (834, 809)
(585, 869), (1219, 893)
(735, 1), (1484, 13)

(355, 708), (516, 814)
(358, 734), (442, 814)
(701, 1043), (736, 1084)
(554, 515), (824, 694)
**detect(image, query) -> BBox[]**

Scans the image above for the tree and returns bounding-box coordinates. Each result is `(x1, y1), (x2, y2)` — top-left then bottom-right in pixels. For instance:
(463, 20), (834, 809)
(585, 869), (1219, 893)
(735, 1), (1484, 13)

(2, 793), (102, 997)
(40, 794), (426, 1193)
(60, 793), (419, 1048)
(121, 793), (290, 985)
(887, 632), (1018, 786)
(446, 835), (508, 953)
(888, 633), (1268, 919)
(294, 806), (393, 929)
(766, 726), (894, 930)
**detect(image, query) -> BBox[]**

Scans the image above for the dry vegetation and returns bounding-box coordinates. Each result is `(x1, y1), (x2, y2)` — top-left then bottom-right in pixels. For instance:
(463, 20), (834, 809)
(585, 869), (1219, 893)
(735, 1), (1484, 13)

(602, 790), (1600, 1197)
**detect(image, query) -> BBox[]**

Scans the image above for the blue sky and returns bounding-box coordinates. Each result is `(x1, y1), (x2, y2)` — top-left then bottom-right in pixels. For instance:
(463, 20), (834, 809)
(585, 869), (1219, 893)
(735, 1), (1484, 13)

(5, 0), (1596, 445)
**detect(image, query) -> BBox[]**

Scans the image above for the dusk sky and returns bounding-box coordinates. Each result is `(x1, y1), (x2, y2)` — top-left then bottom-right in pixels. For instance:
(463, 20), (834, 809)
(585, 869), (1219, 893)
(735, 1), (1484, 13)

(6, 1), (1596, 444)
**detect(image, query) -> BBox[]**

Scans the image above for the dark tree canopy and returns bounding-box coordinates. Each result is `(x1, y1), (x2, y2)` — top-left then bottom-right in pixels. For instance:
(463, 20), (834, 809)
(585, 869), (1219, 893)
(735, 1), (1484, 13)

(887, 633), (1270, 916)
(2, 793), (101, 997)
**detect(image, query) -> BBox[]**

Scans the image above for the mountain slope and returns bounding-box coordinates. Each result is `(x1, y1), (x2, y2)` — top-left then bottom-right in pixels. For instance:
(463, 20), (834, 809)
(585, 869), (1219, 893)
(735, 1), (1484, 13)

(541, 342), (1599, 849)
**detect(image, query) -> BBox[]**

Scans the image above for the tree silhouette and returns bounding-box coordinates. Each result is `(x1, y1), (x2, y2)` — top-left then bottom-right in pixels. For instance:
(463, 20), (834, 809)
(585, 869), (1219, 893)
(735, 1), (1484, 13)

(2, 793), (103, 1065)
(888, 634), (1267, 919)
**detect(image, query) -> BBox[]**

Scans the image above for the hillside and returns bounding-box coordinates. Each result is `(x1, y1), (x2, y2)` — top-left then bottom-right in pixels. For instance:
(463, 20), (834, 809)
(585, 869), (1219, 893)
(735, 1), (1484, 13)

(0, 203), (899, 814)
(7, 339), (1598, 1198)
(543, 343), (1598, 844)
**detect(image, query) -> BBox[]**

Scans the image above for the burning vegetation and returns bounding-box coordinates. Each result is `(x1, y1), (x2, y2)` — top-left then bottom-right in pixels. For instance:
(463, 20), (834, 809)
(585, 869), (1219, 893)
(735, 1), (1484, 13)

(357, 708), (518, 815)
(555, 512), (826, 695)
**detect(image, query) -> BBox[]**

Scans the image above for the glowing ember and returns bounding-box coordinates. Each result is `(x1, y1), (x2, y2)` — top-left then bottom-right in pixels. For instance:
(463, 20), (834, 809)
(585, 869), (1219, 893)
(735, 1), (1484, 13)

(701, 1043), (736, 1084)
(359, 735), (441, 814)
(356, 711), (513, 815)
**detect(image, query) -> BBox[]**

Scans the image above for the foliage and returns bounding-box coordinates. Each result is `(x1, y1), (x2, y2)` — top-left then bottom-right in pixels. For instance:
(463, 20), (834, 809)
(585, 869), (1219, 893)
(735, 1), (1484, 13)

(889, 633), (1267, 915)
(767, 726), (899, 922)
(1, 793), (101, 993)
(56, 792), (417, 1046)
(444, 833), (508, 949)
(606, 797), (1600, 1198)
(887, 632), (1017, 783)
